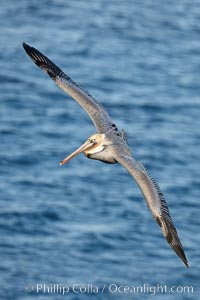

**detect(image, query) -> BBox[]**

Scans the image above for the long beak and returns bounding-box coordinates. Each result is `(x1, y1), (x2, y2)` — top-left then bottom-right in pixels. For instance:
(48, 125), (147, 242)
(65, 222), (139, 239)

(60, 139), (95, 166)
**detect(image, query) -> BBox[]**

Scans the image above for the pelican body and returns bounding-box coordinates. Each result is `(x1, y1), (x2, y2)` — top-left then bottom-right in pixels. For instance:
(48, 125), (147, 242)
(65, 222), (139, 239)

(23, 42), (188, 267)
(60, 132), (126, 165)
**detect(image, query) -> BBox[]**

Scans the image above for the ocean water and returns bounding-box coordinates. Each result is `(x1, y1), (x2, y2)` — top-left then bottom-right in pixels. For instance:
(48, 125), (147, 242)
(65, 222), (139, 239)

(0, 0), (200, 299)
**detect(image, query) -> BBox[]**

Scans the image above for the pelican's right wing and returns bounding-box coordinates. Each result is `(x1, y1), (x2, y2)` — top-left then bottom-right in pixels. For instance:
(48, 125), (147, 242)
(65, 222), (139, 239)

(23, 42), (118, 134)
(116, 154), (188, 267)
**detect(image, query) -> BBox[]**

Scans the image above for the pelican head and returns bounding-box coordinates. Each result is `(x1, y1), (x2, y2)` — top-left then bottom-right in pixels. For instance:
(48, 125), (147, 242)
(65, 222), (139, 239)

(60, 133), (105, 165)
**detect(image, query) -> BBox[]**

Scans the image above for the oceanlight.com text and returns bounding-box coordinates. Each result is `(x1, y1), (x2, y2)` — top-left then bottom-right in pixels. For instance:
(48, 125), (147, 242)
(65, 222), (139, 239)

(25, 282), (194, 296)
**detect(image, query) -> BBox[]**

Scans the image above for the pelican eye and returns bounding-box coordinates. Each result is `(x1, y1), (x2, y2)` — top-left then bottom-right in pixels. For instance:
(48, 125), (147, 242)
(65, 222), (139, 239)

(89, 138), (97, 144)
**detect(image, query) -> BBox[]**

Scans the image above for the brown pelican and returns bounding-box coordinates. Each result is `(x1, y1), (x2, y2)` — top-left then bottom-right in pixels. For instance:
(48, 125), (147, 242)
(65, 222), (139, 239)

(23, 42), (188, 267)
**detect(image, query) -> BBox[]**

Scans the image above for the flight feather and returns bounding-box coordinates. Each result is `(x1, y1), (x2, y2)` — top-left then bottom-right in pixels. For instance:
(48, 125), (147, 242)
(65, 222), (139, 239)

(22, 42), (118, 134)
(116, 154), (188, 267)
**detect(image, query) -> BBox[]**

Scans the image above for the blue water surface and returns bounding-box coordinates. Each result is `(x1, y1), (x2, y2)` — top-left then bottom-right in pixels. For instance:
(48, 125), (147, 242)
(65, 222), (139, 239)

(0, 0), (200, 299)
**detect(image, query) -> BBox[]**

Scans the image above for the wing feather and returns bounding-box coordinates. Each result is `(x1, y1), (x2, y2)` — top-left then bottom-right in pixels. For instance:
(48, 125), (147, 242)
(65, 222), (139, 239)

(117, 154), (188, 267)
(22, 42), (118, 134)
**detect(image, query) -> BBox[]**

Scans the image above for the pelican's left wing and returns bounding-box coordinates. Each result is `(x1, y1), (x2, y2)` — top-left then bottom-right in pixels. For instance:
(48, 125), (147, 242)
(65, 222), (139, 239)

(116, 154), (188, 267)
(23, 42), (118, 134)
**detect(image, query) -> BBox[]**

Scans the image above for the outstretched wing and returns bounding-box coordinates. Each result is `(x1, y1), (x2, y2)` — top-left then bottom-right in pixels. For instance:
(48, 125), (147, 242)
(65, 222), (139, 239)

(116, 154), (188, 267)
(23, 42), (118, 134)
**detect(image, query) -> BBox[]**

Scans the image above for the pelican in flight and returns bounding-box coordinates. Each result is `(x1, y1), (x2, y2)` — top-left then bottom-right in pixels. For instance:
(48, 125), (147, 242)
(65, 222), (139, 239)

(23, 42), (188, 267)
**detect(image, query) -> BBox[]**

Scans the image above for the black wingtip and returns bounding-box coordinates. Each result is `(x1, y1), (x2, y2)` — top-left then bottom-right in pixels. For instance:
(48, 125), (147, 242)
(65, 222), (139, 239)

(171, 243), (189, 268)
(180, 251), (189, 268)
(22, 42), (32, 54)
(183, 260), (189, 268)
(168, 236), (189, 268)
(22, 42), (38, 63)
(183, 255), (189, 268)
(22, 42), (62, 80)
